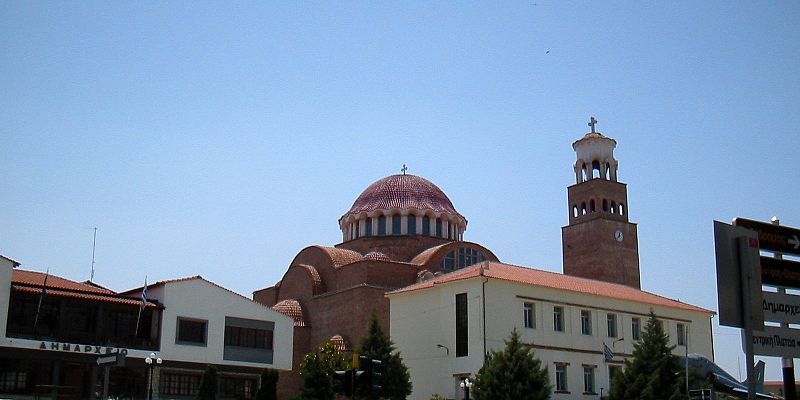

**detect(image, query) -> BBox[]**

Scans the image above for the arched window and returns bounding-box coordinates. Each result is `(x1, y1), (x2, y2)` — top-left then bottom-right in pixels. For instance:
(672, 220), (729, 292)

(423, 216), (431, 236)
(581, 202), (587, 215)
(603, 199), (609, 212)
(592, 161), (601, 179)
(365, 217), (372, 236)
(590, 200), (596, 212)
(605, 163), (611, 180)
(378, 215), (386, 235)
(407, 215), (417, 235)
(619, 203), (625, 216)
(392, 215), (401, 235)
(354, 221), (359, 239)
(436, 219), (443, 237)
(611, 201), (617, 214)
(573, 206), (579, 218)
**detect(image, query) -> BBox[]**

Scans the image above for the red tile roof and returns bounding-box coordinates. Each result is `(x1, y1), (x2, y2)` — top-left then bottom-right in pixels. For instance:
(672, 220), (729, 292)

(13, 270), (113, 294)
(409, 243), (449, 265)
(389, 262), (713, 314)
(329, 334), (352, 352)
(315, 246), (364, 267)
(273, 299), (305, 327)
(341, 174), (464, 219)
(120, 275), (258, 304)
(11, 269), (157, 308)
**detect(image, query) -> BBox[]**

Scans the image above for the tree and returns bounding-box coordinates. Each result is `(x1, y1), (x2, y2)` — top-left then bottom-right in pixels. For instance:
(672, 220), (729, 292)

(357, 310), (412, 400)
(299, 341), (347, 400)
(609, 310), (680, 400)
(196, 365), (218, 400)
(471, 328), (551, 400)
(256, 368), (279, 400)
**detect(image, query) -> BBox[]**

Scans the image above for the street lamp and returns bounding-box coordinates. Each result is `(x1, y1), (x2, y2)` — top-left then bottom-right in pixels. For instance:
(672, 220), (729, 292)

(145, 352), (162, 400)
(460, 378), (473, 400)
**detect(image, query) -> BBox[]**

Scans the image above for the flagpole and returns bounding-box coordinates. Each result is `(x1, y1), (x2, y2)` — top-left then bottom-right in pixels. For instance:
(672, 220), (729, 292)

(135, 275), (147, 336)
(33, 268), (49, 331)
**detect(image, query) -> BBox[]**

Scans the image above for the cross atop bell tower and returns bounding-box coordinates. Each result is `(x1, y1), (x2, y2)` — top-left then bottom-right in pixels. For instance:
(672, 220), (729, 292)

(561, 118), (641, 288)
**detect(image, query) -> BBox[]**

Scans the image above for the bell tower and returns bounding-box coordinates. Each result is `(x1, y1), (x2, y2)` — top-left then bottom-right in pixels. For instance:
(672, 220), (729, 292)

(561, 117), (641, 288)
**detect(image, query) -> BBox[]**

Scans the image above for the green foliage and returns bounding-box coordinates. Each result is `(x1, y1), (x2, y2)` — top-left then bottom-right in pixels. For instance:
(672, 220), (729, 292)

(256, 368), (279, 400)
(357, 310), (412, 400)
(471, 328), (551, 400)
(196, 365), (218, 400)
(299, 341), (347, 400)
(609, 310), (681, 400)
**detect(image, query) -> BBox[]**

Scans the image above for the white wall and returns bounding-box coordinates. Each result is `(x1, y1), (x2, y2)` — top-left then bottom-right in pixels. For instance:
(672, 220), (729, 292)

(390, 276), (714, 400)
(0, 258), (14, 343)
(151, 278), (294, 370)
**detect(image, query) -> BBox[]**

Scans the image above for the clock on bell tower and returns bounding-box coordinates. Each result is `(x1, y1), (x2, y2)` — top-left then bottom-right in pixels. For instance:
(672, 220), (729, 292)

(561, 117), (641, 288)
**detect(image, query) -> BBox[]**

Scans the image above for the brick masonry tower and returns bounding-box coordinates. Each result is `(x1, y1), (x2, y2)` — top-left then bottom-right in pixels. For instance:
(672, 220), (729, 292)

(561, 117), (641, 288)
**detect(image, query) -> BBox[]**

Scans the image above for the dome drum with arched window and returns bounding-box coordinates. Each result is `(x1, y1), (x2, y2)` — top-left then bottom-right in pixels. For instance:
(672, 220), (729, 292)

(338, 174), (467, 242)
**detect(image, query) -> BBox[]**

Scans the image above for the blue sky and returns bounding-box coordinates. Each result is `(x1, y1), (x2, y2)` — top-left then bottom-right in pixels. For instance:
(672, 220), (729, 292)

(2, 1), (799, 383)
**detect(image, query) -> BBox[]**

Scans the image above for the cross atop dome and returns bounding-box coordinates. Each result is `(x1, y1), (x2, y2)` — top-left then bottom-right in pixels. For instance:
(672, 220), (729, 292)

(588, 116), (598, 133)
(401, 164), (408, 175)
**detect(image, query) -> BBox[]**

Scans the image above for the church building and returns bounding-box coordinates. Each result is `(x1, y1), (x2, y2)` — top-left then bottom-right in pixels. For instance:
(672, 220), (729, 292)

(256, 119), (714, 400)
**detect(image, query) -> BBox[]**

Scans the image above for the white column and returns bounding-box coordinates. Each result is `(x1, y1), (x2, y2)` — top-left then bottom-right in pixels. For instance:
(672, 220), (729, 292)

(401, 214), (408, 235)
(442, 219), (449, 239)
(359, 217), (366, 237)
(416, 215), (423, 235)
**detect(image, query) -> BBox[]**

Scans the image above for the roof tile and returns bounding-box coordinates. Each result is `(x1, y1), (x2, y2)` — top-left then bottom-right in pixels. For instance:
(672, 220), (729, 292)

(389, 262), (712, 314)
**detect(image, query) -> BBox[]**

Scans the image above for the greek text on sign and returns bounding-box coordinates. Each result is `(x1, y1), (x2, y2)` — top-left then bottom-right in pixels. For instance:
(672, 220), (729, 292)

(745, 326), (800, 358)
(762, 291), (800, 324)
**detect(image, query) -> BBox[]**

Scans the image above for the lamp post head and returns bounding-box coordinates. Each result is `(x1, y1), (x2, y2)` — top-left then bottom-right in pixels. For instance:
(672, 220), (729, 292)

(156, 358), (162, 365)
(145, 357), (152, 365)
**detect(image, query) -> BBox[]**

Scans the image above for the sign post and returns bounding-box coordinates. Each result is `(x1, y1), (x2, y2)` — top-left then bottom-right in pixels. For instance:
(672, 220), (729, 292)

(735, 217), (800, 400)
(96, 352), (125, 399)
(714, 221), (763, 400)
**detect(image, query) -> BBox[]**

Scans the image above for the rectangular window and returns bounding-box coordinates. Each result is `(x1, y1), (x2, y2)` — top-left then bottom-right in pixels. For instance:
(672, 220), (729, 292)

(677, 323), (686, 346)
(0, 371), (27, 392)
(455, 293), (468, 357)
(631, 317), (641, 341)
(555, 364), (568, 392)
(225, 325), (274, 349)
(581, 310), (592, 335)
(378, 216), (386, 235)
(583, 366), (595, 394)
(423, 216), (431, 235)
(176, 318), (207, 345)
(607, 314), (617, 338)
(408, 215), (417, 235)
(365, 217), (372, 236)
(392, 215), (401, 235)
(553, 306), (564, 332)
(160, 372), (201, 396)
(220, 376), (257, 400)
(523, 302), (535, 329)
(609, 366), (621, 387)
(436, 219), (443, 237)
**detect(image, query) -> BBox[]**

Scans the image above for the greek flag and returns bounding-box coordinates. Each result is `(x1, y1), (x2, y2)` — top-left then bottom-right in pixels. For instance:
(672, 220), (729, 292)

(603, 344), (614, 362)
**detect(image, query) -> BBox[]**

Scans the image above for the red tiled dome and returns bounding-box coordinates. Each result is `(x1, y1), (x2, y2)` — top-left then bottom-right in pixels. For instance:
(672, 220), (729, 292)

(344, 174), (462, 218)
(273, 299), (305, 327)
(364, 251), (391, 262)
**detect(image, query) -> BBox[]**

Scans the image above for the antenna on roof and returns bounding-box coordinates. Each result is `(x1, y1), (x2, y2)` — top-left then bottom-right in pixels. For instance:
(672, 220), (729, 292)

(90, 227), (97, 281)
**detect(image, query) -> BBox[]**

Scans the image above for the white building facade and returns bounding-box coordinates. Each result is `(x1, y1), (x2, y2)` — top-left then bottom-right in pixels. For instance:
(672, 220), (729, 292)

(388, 262), (714, 400)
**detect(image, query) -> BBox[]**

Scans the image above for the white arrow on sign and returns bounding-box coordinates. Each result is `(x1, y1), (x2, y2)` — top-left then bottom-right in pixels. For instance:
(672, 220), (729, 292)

(790, 235), (800, 250)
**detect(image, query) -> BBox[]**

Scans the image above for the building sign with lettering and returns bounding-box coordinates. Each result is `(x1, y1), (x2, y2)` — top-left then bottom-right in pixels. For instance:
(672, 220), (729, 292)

(38, 341), (129, 356)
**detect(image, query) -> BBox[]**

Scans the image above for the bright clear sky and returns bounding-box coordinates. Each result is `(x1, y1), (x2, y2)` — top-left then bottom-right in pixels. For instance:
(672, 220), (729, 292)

(3, 1), (799, 384)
